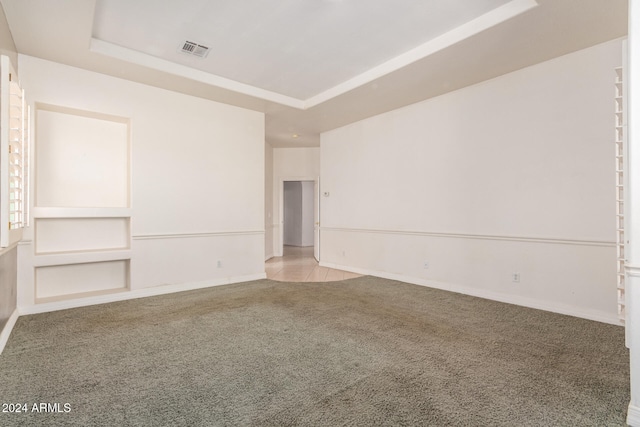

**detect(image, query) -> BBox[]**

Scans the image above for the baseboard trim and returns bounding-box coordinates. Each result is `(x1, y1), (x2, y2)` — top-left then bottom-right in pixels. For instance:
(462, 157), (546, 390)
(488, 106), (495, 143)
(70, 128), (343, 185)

(19, 273), (267, 316)
(0, 309), (19, 355)
(320, 262), (619, 325)
(628, 403), (640, 427)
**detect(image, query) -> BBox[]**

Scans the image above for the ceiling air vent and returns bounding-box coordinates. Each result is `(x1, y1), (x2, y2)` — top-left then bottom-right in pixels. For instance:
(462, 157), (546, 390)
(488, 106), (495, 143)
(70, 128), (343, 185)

(179, 40), (210, 58)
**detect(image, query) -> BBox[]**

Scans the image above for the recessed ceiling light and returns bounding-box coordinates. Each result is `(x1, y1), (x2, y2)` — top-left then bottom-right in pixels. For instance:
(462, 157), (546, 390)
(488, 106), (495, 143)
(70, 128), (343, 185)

(292, 134), (299, 138)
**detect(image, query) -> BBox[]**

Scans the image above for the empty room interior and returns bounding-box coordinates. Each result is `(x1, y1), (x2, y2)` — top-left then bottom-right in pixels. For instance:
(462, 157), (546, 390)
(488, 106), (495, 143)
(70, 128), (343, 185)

(1, 0), (639, 425)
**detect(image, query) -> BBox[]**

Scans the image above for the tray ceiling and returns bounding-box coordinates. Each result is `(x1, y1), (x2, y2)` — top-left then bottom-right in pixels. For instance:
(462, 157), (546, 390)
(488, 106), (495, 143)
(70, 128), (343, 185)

(0, 0), (629, 146)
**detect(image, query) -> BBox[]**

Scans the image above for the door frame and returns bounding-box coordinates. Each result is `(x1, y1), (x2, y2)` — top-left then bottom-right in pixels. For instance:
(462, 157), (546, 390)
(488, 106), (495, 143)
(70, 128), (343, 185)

(277, 176), (319, 259)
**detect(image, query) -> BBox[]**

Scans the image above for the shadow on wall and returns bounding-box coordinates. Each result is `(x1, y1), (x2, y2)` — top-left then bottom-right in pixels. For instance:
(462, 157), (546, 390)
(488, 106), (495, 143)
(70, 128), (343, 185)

(283, 181), (314, 247)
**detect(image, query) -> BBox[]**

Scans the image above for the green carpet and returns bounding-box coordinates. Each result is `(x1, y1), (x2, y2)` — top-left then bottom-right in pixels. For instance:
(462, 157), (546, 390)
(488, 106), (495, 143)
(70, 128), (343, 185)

(0, 277), (630, 426)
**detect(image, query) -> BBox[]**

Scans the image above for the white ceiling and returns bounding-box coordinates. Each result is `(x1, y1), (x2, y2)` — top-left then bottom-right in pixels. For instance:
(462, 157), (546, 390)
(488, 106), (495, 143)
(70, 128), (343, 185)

(0, 0), (629, 147)
(92, 0), (514, 101)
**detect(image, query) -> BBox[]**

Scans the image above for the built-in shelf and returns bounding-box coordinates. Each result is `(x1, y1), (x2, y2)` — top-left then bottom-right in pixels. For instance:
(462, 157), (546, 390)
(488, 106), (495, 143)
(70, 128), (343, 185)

(31, 104), (132, 304)
(34, 216), (130, 255)
(35, 259), (130, 301)
(32, 207), (132, 218)
(32, 249), (131, 267)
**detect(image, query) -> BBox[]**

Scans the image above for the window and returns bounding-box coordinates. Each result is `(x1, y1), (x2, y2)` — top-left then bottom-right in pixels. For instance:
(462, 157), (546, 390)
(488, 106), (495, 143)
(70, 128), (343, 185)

(1, 55), (29, 247)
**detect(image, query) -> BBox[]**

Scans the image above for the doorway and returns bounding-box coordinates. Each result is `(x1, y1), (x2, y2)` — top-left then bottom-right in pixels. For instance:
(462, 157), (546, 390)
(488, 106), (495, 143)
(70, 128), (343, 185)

(283, 181), (314, 248)
(278, 178), (319, 261)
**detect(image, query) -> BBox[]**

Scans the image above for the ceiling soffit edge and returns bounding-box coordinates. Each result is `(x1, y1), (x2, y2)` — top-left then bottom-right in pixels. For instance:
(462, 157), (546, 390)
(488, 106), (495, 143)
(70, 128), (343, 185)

(89, 38), (305, 109)
(89, 0), (538, 111)
(304, 0), (538, 108)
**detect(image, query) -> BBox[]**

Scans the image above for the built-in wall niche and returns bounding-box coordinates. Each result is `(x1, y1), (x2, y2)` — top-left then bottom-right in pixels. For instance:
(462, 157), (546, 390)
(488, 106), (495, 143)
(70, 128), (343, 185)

(35, 217), (130, 255)
(32, 103), (132, 303)
(35, 260), (130, 302)
(35, 104), (130, 208)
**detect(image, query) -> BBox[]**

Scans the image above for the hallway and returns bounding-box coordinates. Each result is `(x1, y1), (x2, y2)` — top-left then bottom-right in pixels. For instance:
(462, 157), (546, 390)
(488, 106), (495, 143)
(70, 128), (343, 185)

(265, 246), (362, 282)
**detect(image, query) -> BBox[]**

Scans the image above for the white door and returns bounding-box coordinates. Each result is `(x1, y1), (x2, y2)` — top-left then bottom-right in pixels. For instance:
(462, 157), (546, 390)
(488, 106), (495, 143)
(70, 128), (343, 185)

(314, 178), (320, 261)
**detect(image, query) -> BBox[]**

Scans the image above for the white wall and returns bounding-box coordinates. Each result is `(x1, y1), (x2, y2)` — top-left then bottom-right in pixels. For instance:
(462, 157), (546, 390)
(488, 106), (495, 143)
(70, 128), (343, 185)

(17, 55), (265, 311)
(301, 181), (315, 247)
(626, 2), (640, 424)
(271, 147), (319, 255)
(321, 39), (622, 323)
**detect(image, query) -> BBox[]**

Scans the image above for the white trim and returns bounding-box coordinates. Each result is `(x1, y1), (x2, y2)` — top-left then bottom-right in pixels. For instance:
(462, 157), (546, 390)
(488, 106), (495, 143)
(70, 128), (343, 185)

(33, 250), (131, 267)
(628, 403), (640, 427)
(0, 309), (19, 355)
(278, 177), (318, 257)
(321, 227), (615, 247)
(33, 207), (132, 218)
(91, 1), (537, 110)
(18, 273), (267, 316)
(319, 261), (620, 325)
(304, 0), (538, 108)
(132, 230), (264, 240)
(626, 264), (640, 277)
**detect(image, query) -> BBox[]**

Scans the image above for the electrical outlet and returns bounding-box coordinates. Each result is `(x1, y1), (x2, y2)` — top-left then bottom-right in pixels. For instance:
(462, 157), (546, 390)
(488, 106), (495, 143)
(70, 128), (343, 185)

(423, 261), (429, 269)
(512, 273), (520, 283)
(217, 260), (222, 268)
(342, 250), (346, 257)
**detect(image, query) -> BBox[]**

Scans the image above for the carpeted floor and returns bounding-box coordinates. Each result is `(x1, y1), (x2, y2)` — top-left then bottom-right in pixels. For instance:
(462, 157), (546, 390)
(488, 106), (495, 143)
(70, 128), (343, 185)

(0, 276), (630, 426)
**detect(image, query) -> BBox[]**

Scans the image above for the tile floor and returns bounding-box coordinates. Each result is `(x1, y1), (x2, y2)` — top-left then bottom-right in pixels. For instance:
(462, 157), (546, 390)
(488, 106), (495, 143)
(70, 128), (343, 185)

(265, 245), (363, 282)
